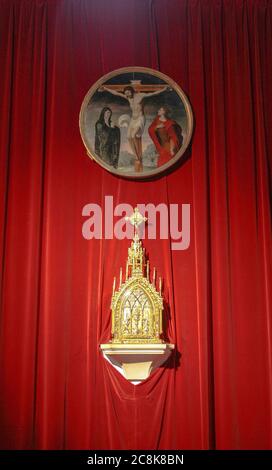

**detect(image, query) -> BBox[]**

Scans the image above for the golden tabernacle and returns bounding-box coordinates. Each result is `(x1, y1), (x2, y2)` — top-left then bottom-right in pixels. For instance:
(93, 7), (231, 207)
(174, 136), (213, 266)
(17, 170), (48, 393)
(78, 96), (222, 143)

(111, 234), (163, 344)
(100, 208), (175, 382)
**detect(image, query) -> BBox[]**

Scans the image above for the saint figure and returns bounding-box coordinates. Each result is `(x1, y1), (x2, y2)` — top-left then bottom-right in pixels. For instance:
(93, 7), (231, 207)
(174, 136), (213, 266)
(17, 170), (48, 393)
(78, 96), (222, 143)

(148, 106), (183, 166)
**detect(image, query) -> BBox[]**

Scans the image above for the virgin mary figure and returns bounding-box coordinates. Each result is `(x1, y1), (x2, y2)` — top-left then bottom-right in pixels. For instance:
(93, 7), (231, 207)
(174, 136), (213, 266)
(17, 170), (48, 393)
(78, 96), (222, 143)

(95, 107), (120, 168)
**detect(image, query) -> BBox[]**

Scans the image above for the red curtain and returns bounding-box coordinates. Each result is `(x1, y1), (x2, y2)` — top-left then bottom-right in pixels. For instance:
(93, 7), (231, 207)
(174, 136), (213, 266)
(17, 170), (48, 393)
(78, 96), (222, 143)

(0, 0), (271, 450)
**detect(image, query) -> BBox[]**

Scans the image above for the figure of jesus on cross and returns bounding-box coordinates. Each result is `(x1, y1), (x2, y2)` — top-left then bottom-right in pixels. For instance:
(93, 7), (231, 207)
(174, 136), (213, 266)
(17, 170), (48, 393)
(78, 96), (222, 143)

(99, 81), (171, 172)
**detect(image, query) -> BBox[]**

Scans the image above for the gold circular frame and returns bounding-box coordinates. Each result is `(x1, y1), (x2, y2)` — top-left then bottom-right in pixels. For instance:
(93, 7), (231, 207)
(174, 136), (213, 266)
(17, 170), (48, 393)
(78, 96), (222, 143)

(79, 67), (193, 179)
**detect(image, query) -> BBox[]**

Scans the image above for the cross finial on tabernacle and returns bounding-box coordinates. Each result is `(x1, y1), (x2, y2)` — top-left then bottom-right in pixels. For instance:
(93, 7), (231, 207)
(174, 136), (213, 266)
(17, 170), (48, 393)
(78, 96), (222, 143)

(125, 207), (147, 234)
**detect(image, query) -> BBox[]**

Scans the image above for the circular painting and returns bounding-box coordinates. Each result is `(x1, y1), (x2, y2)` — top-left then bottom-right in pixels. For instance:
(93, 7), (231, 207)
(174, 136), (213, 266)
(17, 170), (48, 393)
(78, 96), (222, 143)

(79, 67), (193, 179)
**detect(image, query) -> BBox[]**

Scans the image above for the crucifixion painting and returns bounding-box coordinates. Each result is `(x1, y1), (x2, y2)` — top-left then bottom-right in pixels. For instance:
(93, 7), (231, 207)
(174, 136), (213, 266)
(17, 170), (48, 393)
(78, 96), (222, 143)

(79, 67), (194, 179)
(98, 82), (170, 172)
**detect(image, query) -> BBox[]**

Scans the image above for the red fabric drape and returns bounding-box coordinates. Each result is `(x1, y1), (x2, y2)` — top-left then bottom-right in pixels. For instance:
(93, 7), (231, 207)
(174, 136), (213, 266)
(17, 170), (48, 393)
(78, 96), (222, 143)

(0, 0), (271, 450)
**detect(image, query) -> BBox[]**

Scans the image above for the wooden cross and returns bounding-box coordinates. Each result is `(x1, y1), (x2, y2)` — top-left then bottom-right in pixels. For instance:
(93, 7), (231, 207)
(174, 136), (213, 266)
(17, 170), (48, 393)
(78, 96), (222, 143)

(103, 81), (167, 93)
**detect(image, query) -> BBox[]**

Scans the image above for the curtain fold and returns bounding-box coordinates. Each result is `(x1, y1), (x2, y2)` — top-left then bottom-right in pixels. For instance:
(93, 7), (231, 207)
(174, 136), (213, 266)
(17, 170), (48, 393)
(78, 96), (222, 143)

(0, 0), (271, 450)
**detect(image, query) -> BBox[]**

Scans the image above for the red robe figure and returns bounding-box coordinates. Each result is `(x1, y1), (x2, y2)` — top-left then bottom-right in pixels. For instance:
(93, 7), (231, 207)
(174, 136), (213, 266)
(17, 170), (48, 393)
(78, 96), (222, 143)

(148, 106), (183, 166)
